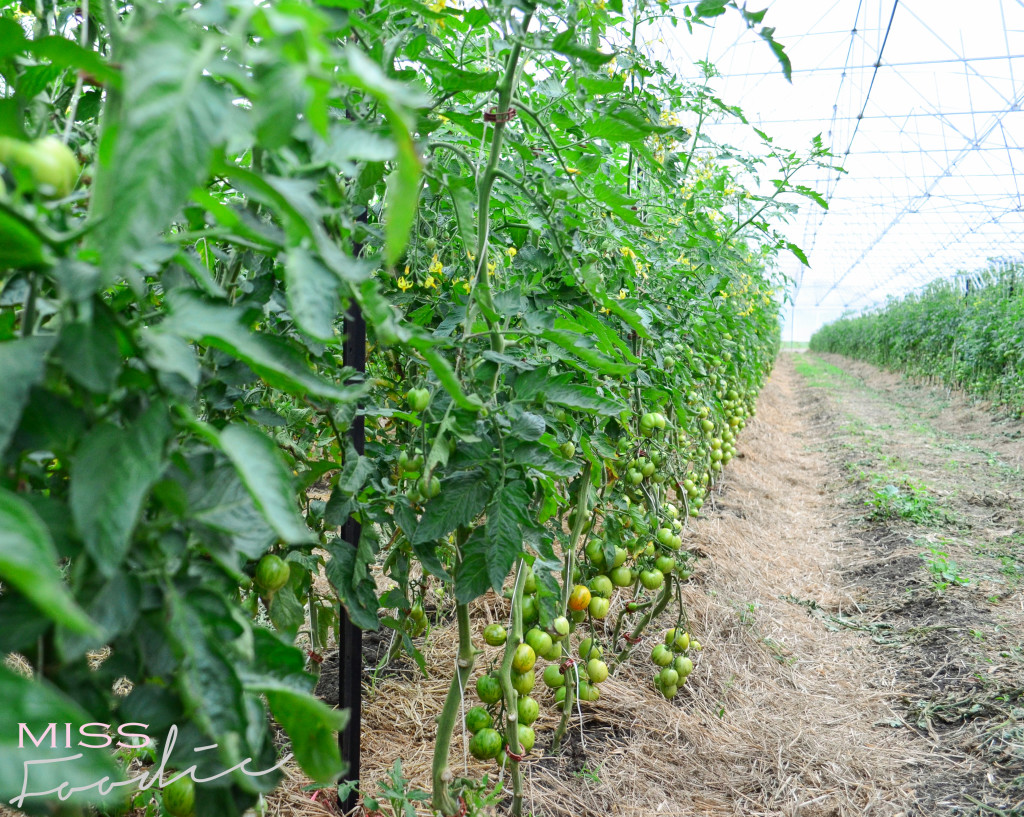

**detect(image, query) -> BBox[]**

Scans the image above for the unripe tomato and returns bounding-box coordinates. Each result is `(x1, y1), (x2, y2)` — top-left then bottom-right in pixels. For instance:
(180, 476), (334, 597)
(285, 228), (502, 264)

(589, 574), (613, 598)
(674, 656), (694, 677)
(659, 667), (679, 688)
(418, 475), (441, 498)
(525, 627), (552, 657)
(0, 136), (79, 198)
(585, 538), (606, 567)
(521, 594), (539, 624)
(660, 682), (678, 700)
(162, 775), (195, 817)
(588, 595), (610, 619)
(560, 441), (576, 458)
(541, 639), (563, 661)
(405, 387), (430, 412)
(425, 237), (437, 251)
(578, 680), (600, 701)
(655, 555), (675, 574)
(639, 569), (664, 590)
(543, 664), (565, 688)
(551, 615), (571, 638)
(476, 674), (502, 704)
(254, 554), (290, 593)
(610, 565), (633, 587)
(517, 695), (539, 725)
(651, 644), (673, 667)
(465, 706), (492, 733)
(586, 658), (609, 684)
(483, 623), (507, 647)
(469, 728), (502, 760)
(512, 643), (537, 673)
(511, 669), (535, 695)
(567, 584), (591, 612)
(517, 724), (536, 753)
(578, 638), (602, 661)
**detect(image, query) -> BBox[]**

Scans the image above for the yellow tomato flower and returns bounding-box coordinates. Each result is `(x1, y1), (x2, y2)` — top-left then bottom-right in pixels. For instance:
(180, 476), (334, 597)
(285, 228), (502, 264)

(397, 276), (413, 292)
(428, 254), (443, 275)
(424, 275), (439, 289)
(506, 246), (517, 257)
(617, 289), (628, 300)
(487, 260), (497, 276)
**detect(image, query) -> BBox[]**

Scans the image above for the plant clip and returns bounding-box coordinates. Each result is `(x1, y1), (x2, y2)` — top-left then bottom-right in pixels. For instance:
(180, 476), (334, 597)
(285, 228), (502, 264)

(622, 633), (642, 644)
(484, 107), (517, 124)
(307, 649), (324, 664)
(559, 657), (580, 672)
(505, 745), (526, 762)
(457, 796), (468, 817)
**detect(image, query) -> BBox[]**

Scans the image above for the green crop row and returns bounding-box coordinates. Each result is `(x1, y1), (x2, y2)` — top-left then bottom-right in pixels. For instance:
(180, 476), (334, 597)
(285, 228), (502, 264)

(810, 264), (1024, 414)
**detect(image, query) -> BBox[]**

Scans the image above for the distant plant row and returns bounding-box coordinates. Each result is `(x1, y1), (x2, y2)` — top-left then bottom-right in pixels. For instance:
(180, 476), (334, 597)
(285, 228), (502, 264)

(810, 263), (1024, 414)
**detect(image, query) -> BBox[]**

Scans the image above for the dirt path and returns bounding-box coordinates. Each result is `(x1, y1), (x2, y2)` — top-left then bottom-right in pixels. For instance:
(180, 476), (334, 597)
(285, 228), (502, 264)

(785, 352), (1024, 817)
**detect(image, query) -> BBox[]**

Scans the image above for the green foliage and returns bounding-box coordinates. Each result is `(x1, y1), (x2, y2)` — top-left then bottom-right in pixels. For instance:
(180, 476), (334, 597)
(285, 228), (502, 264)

(0, 0), (828, 813)
(811, 264), (1024, 413)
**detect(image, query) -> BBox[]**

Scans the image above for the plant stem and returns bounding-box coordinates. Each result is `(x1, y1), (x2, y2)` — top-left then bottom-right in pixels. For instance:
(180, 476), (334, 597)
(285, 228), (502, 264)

(562, 463), (593, 615)
(432, 534), (478, 816)
(497, 559), (528, 817)
(609, 579), (672, 672)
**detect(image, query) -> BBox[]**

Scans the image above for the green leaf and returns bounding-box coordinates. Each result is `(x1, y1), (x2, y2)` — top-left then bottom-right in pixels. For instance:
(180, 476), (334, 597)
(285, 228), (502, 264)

(0, 335), (53, 459)
(163, 291), (357, 401)
(454, 530), (491, 603)
(31, 35), (121, 87)
(694, 0), (729, 17)
(325, 534), (381, 630)
(0, 665), (122, 808)
(0, 488), (97, 634)
(411, 470), (492, 544)
(88, 15), (229, 285)
(385, 162), (421, 266)
(0, 208), (48, 268)
(217, 425), (312, 545)
(786, 242), (810, 266)
(484, 481), (531, 591)
(552, 29), (615, 67)
(542, 329), (635, 375)
(264, 689), (348, 783)
(284, 247), (344, 342)
(56, 316), (122, 393)
(70, 401), (172, 575)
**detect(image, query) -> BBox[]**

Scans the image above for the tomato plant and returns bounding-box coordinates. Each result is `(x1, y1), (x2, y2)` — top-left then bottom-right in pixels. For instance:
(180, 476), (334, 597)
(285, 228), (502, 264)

(0, 0), (835, 813)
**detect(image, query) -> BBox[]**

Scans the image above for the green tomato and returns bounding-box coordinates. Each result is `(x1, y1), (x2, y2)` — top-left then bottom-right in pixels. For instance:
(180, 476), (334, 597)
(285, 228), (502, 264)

(551, 616), (571, 638)
(517, 724), (536, 753)
(589, 574), (613, 598)
(483, 623), (507, 647)
(405, 387), (430, 412)
(0, 136), (79, 198)
(639, 569), (664, 590)
(578, 638), (602, 661)
(517, 695), (540, 726)
(511, 669), (535, 696)
(254, 554), (290, 594)
(586, 658), (609, 684)
(469, 728), (503, 760)
(512, 643), (537, 674)
(476, 674), (503, 705)
(560, 441), (576, 458)
(588, 595), (610, 619)
(162, 776), (195, 817)
(525, 628), (552, 657)
(651, 644), (673, 667)
(610, 565), (634, 588)
(465, 706), (492, 733)
(543, 664), (565, 688)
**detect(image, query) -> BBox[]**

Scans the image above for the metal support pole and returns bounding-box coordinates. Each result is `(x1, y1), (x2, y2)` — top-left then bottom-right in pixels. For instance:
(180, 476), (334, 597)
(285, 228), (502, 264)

(338, 301), (366, 814)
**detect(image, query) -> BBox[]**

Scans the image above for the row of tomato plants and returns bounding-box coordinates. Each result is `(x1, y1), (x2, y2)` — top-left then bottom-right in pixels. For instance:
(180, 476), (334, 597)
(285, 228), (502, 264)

(0, 0), (830, 814)
(810, 264), (1024, 415)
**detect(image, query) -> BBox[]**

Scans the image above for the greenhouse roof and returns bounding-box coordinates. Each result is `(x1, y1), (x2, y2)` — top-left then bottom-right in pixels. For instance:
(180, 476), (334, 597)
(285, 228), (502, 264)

(655, 0), (1024, 340)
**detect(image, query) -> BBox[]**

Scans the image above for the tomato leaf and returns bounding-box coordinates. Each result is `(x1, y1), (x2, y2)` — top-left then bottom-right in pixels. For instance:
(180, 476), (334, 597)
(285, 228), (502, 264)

(264, 689), (349, 783)
(411, 470), (492, 544)
(217, 425), (313, 545)
(69, 401), (172, 576)
(0, 335), (53, 460)
(0, 488), (97, 635)
(484, 481), (532, 592)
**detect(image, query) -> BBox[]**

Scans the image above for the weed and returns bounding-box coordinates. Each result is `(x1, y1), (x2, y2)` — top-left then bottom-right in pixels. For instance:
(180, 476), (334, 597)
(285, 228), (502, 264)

(572, 765), (602, 784)
(864, 476), (947, 524)
(920, 544), (969, 591)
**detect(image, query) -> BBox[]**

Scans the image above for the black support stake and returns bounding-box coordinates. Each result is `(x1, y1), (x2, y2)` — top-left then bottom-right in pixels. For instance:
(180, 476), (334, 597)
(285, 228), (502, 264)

(338, 301), (365, 814)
